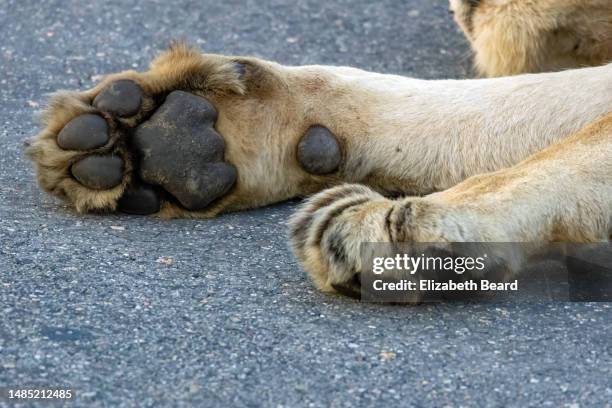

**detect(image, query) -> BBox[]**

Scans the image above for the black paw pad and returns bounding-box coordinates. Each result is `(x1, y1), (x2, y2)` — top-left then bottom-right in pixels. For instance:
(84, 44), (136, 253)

(117, 184), (161, 215)
(297, 126), (341, 175)
(57, 114), (109, 150)
(133, 91), (237, 211)
(71, 155), (124, 190)
(93, 79), (143, 118)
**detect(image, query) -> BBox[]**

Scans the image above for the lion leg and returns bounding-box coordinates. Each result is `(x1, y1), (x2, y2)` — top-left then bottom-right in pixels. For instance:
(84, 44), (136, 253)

(27, 44), (352, 217)
(27, 44), (612, 218)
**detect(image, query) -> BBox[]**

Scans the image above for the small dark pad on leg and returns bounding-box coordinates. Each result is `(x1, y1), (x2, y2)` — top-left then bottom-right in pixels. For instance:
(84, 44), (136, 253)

(93, 79), (143, 117)
(57, 114), (109, 150)
(71, 155), (124, 190)
(117, 184), (161, 215)
(133, 91), (236, 211)
(297, 126), (341, 175)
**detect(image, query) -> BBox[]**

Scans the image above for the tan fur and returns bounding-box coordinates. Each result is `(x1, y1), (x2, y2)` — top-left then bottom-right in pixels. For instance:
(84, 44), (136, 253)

(450, 0), (612, 77)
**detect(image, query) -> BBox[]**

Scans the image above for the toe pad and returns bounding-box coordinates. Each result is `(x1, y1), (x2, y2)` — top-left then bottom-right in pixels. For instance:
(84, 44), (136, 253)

(93, 80), (142, 118)
(71, 155), (123, 190)
(117, 184), (161, 215)
(57, 114), (109, 151)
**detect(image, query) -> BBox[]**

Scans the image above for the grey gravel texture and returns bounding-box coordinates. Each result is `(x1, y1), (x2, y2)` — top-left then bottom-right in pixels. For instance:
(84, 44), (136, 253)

(1, 0), (611, 407)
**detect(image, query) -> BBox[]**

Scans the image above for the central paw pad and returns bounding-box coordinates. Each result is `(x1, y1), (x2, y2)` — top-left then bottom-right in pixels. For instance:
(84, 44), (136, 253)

(133, 91), (237, 210)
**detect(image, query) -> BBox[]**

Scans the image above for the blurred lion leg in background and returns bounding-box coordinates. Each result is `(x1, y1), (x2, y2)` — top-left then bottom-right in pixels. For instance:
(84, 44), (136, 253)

(449, 0), (612, 77)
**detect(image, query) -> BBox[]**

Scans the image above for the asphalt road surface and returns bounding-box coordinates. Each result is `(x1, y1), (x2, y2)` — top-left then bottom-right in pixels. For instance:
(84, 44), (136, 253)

(1, 0), (611, 407)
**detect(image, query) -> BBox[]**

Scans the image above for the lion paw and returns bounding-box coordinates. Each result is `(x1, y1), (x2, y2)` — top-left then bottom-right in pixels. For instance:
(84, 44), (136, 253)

(289, 184), (525, 300)
(26, 45), (254, 216)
